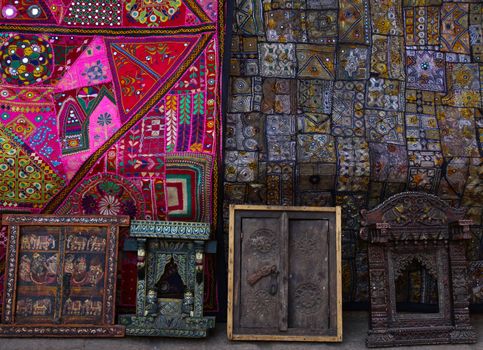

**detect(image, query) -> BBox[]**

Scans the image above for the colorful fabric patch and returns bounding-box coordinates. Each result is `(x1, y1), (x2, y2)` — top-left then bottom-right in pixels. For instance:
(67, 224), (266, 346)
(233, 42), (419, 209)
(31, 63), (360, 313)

(337, 45), (370, 80)
(0, 126), (65, 210)
(370, 0), (403, 36)
(332, 81), (365, 137)
(365, 78), (405, 111)
(443, 63), (481, 108)
(440, 3), (471, 54)
(338, 0), (370, 44)
(259, 43), (296, 78)
(406, 50), (445, 92)
(436, 106), (478, 158)
(166, 153), (213, 222)
(365, 109), (405, 145)
(404, 6), (440, 47)
(371, 35), (405, 81)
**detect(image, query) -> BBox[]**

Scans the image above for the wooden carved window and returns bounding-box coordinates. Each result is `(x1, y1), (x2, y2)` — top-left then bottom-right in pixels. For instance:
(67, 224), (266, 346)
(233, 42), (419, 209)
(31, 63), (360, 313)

(360, 192), (477, 347)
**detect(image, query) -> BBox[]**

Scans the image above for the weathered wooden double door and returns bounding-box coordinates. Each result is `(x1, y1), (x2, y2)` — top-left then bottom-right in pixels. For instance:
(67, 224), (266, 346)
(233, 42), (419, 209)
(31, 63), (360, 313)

(228, 205), (341, 342)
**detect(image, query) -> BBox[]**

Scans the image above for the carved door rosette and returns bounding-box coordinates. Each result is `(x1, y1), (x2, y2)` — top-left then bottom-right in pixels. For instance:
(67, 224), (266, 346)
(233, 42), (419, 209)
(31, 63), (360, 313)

(360, 192), (477, 347)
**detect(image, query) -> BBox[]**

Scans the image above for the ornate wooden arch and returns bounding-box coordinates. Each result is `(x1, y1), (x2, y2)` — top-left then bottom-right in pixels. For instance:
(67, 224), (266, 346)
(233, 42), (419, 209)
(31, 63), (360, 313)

(360, 192), (477, 347)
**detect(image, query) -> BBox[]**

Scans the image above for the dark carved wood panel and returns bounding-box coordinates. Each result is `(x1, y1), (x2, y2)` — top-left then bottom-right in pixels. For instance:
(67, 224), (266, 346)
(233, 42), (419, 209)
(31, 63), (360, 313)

(228, 205), (342, 342)
(360, 192), (477, 347)
(288, 219), (328, 331)
(240, 217), (281, 330)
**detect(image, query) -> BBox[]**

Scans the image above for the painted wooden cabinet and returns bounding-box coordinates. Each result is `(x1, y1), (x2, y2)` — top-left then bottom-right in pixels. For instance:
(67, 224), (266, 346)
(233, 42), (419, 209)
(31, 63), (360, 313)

(119, 220), (215, 337)
(0, 214), (129, 337)
(228, 205), (342, 342)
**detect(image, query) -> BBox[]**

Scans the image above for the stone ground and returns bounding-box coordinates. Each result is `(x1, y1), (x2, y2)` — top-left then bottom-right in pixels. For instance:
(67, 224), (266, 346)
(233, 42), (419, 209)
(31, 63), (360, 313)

(0, 312), (482, 350)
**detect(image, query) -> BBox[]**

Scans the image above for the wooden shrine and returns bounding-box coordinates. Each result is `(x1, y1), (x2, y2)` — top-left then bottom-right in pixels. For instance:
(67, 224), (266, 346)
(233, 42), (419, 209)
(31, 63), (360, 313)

(360, 192), (477, 347)
(118, 220), (215, 337)
(0, 214), (129, 337)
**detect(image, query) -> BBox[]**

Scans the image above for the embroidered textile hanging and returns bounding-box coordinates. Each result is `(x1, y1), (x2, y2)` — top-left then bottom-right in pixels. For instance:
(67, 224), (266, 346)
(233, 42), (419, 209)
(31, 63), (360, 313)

(0, 0), (224, 313)
(224, 0), (482, 306)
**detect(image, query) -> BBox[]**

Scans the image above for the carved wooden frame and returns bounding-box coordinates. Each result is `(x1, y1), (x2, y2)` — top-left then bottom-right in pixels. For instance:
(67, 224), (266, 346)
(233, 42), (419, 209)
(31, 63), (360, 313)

(118, 220), (215, 337)
(360, 192), (477, 347)
(227, 205), (342, 342)
(0, 214), (129, 337)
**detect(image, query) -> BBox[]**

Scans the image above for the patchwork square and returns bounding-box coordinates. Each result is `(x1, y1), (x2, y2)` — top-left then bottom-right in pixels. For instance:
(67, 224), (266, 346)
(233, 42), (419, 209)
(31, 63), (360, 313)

(405, 114), (441, 151)
(225, 112), (265, 152)
(230, 36), (259, 76)
(404, 6), (440, 46)
(370, 0), (403, 36)
(338, 0), (370, 44)
(229, 76), (262, 112)
(406, 50), (446, 92)
(265, 10), (304, 42)
(469, 24), (483, 62)
(298, 79), (333, 114)
(259, 43), (296, 77)
(234, 0), (265, 35)
(371, 35), (405, 80)
(336, 137), (370, 191)
(297, 134), (336, 163)
(332, 81), (366, 137)
(266, 114), (297, 161)
(436, 106), (478, 157)
(442, 63), (481, 108)
(305, 10), (338, 44)
(441, 3), (471, 54)
(405, 89), (436, 115)
(261, 78), (297, 114)
(470, 4), (483, 62)
(225, 151), (258, 182)
(337, 45), (370, 80)
(407, 151), (443, 192)
(364, 110), (405, 145)
(266, 114), (296, 137)
(166, 153), (213, 222)
(369, 143), (407, 183)
(266, 162), (295, 205)
(296, 44), (336, 80)
(365, 78), (405, 111)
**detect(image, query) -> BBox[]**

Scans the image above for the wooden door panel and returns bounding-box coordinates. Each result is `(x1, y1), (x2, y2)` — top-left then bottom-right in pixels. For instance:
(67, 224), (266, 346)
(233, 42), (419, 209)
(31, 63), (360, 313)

(239, 217), (281, 330)
(15, 226), (62, 324)
(61, 226), (108, 324)
(288, 219), (329, 331)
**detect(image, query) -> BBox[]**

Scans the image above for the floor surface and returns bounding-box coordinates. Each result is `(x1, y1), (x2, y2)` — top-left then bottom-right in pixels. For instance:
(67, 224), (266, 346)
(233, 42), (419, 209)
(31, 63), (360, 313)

(0, 312), (482, 350)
